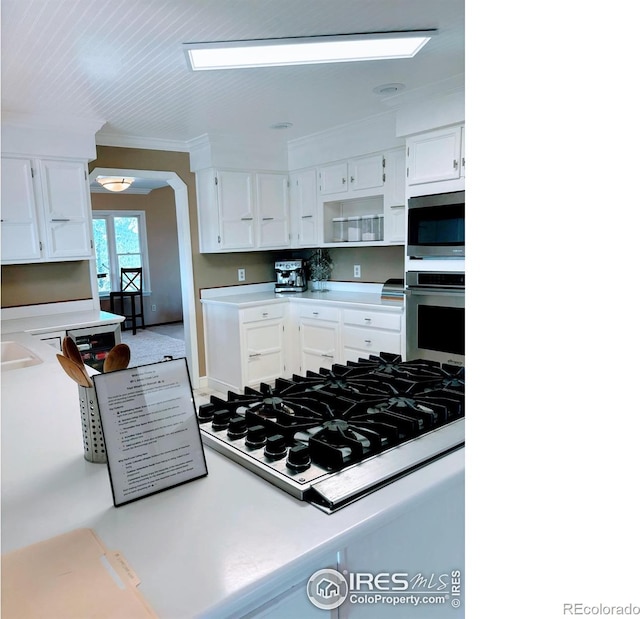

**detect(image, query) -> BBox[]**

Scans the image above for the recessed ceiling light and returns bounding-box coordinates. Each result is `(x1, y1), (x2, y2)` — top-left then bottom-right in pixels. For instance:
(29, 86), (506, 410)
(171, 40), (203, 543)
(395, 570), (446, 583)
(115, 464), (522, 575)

(373, 83), (406, 96)
(184, 31), (435, 71)
(270, 122), (293, 130)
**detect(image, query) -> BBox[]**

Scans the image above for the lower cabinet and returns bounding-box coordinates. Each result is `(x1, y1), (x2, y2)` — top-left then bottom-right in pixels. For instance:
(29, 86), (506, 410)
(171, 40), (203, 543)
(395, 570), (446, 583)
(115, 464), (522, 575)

(241, 306), (287, 386)
(297, 304), (341, 374)
(202, 301), (287, 392)
(341, 308), (403, 364)
(338, 477), (464, 619)
(202, 297), (404, 390)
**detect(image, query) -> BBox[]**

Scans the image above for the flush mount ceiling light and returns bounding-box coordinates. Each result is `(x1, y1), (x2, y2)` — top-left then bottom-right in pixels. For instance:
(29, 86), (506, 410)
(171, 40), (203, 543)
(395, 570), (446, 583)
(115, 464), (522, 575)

(184, 31), (435, 71)
(96, 177), (134, 192)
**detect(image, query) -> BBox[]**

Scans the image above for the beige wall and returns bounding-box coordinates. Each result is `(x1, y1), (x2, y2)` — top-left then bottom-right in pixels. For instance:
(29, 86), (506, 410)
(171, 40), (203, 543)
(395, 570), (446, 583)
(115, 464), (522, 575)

(329, 245), (404, 283)
(0, 261), (92, 307)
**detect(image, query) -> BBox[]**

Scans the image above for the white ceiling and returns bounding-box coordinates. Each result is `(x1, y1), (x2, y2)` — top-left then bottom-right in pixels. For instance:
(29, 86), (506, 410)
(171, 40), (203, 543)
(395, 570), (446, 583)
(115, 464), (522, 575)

(1, 0), (464, 153)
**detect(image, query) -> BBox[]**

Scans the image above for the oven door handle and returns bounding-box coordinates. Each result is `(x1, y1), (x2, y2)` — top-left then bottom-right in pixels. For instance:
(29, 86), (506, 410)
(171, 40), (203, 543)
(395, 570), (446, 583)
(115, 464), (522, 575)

(407, 286), (465, 297)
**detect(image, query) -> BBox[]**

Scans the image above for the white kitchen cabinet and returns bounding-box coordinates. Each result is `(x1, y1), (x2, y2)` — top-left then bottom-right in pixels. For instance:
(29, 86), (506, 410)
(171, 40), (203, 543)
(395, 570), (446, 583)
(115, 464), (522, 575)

(33, 329), (68, 351)
(296, 304), (341, 374)
(217, 170), (255, 250)
(318, 154), (384, 198)
(241, 304), (286, 386)
(341, 308), (403, 363)
(1, 157), (42, 262)
(407, 125), (464, 186)
(255, 172), (289, 249)
(383, 147), (406, 244)
(1, 156), (93, 264)
(202, 300), (287, 392)
(338, 466), (464, 619)
(289, 168), (318, 247)
(197, 169), (289, 252)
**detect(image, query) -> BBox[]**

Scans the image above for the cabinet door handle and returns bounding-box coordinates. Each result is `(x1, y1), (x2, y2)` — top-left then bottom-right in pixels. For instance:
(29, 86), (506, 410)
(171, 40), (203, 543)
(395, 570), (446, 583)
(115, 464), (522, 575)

(262, 217), (274, 221)
(342, 178), (346, 184)
(240, 217), (253, 221)
(453, 159), (459, 169)
(389, 204), (405, 209)
(301, 215), (313, 219)
(51, 218), (71, 222)
(350, 176), (355, 183)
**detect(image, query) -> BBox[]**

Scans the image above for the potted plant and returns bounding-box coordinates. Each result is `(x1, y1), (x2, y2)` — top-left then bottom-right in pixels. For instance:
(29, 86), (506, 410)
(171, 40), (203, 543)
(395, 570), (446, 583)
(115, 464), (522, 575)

(308, 249), (333, 292)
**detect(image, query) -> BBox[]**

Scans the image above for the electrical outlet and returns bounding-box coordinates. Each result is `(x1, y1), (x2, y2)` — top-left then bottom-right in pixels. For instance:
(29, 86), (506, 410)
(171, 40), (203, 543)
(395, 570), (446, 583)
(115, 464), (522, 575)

(151, 304), (157, 311)
(354, 264), (361, 278)
(238, 268), (246, 282)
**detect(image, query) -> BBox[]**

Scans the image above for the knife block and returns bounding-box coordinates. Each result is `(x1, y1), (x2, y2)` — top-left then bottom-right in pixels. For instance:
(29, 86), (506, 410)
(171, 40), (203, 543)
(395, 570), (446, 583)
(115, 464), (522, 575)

(78, 383), (107, 463)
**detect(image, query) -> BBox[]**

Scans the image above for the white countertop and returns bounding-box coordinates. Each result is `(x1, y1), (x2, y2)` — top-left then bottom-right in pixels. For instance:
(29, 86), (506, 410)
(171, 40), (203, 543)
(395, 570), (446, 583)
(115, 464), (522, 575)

(200, 282), (404, 312)
(1, 329), (463, 618)
(1, 309), (124, 336)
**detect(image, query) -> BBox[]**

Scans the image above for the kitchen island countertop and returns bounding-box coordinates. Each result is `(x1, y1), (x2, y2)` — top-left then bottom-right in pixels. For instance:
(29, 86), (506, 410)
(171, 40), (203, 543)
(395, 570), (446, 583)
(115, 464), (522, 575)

(1, 329), (463, 618)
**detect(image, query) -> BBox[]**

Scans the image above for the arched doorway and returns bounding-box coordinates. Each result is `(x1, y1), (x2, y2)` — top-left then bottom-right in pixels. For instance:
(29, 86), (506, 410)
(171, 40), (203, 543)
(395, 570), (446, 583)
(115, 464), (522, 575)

(88, 168), (198, 380)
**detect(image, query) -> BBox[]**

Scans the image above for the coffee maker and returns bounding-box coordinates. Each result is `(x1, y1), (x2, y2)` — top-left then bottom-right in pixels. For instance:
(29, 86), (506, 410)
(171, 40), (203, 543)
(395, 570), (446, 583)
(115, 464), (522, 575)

(275, 260), (307, 293)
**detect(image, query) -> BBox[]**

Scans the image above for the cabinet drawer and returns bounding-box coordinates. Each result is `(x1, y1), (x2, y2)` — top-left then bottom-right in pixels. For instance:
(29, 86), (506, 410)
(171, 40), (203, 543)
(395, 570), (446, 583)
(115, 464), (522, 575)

(297, 305), (340, 322)
(342, 308), (401, 331)
(343, 326), (401, 354)
(241, 303), (285, 323)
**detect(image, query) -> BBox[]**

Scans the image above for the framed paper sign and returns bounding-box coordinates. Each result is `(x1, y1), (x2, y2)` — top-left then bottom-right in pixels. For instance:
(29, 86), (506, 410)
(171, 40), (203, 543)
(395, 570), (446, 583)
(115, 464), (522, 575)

(93, 358), (208, 506)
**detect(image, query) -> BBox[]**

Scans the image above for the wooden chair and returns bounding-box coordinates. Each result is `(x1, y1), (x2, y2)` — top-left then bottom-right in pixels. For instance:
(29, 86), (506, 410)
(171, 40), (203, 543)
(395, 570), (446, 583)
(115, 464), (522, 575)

(109, 267), (145, 335)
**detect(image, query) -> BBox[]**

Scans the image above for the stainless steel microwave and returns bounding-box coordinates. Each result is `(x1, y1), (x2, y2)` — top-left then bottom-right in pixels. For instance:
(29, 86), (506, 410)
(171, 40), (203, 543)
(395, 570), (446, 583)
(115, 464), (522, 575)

(407, 191), (465, 259)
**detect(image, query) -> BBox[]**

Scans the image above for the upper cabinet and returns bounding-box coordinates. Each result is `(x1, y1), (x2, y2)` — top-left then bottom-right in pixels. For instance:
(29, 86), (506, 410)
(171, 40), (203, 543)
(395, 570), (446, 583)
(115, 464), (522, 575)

(1, 156), (93, 264)
(318, 154), (384, 198)
(197, 169), (289, 252)
(289, 168), (318, 247)
(255, 173), (289, 249)
(217, 170), (254, 250)
(406, 124), (465, 185)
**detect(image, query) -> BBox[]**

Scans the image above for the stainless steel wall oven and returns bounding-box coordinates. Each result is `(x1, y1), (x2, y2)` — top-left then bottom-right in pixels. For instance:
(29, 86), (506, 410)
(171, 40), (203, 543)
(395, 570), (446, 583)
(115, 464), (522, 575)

(406, 271), (465, 366)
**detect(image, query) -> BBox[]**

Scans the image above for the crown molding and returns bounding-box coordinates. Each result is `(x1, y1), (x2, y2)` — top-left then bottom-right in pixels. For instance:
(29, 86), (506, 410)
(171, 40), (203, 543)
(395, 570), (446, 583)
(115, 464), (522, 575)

(95, 132), (191, 152)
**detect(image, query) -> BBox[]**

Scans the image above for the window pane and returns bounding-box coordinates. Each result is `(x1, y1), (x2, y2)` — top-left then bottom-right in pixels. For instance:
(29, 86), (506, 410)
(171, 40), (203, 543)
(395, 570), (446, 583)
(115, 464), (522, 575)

(114, 217), (140, 254)
(118, 254), (142, 270)
(92, 218), (111, 293)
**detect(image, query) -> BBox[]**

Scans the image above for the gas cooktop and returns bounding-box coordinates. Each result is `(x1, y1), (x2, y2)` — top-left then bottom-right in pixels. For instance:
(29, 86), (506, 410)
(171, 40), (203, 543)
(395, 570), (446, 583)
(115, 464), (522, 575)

(197, 353), (465, 513)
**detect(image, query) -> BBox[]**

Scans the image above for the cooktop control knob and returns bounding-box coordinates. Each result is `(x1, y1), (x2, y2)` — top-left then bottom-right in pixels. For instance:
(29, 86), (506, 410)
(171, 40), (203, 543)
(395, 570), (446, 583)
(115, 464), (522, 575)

(264, 434), (287, 460)
(227, 416), (247, 440)
(211, 410), (232, 430)
(286, 444), (311, 471)
(197, 403), (216, 423)
(245, 425), (267, 449)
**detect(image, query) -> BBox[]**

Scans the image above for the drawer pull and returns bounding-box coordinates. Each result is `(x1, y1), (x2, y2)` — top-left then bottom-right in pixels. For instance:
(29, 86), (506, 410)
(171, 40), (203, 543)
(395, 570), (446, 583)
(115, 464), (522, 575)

(312, 311), (319, 316)
(364, 339), (372, 344)
(364, 317), (372, 323)
(321, 353), (334, 358)
(249, 353), (261, 358)
(262, 312), (269, 317)
(51, 218), (71, 222)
